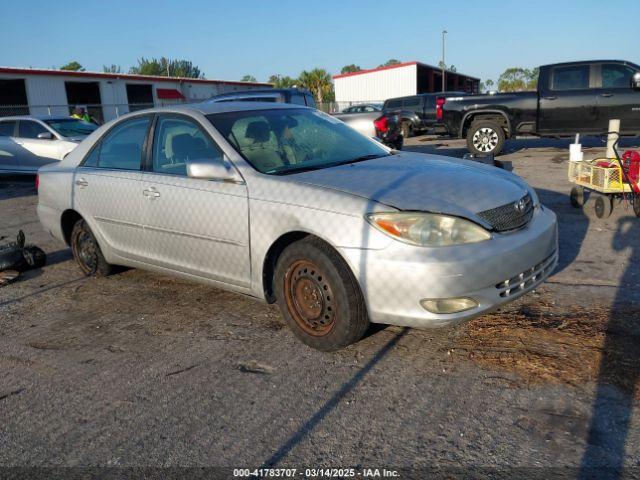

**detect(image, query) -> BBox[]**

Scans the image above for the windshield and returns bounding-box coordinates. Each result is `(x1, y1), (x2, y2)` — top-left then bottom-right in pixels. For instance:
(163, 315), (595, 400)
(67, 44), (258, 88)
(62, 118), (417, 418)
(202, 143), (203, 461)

(44, 118), (97, 138)
(207, 108), (389, 175)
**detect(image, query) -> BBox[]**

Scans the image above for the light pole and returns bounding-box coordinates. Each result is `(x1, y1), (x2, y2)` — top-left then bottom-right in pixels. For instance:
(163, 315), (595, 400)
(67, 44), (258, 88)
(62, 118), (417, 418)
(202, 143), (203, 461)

(441, 30), (447, 92)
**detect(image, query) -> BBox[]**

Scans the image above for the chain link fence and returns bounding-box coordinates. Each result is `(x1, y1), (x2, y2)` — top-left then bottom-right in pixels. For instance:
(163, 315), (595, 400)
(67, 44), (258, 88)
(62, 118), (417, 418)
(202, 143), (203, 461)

(0, 101), (191, 124)
(0, 99), (387, 121)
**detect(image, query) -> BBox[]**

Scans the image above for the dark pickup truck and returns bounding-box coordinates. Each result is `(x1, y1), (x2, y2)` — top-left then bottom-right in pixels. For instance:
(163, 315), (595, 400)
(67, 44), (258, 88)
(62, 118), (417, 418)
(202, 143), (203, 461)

(383, 92), (466, 138)
(440, 60), (640, 155)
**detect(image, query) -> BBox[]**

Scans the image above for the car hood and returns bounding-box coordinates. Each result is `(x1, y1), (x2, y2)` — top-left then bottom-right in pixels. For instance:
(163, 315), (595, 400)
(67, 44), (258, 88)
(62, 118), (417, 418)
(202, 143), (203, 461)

(288, 152), (530, 221)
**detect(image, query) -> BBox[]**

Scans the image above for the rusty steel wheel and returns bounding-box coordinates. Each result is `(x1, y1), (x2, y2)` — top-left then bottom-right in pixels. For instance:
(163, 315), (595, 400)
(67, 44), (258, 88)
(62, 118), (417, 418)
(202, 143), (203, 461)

(70, 219), (112, 277)
(274, 237), (369, 351)
(284, 260), (336, 337)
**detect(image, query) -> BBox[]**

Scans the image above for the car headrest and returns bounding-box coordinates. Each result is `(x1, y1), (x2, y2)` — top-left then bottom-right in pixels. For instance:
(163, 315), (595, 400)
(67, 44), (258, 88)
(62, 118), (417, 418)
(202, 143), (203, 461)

(245, 121), (271, 143)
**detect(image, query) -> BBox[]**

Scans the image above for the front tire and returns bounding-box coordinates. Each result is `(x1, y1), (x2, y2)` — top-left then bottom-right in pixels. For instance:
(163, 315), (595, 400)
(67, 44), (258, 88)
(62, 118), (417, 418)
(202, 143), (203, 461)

(466, 120), (506, 156)
(70, 219), (112, 276)
(274, 237), (369, 351)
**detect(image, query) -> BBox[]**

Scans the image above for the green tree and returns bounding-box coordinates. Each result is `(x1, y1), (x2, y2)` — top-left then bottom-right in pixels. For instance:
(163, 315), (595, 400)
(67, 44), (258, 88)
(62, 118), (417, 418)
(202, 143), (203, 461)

(298, 68), (333, 104)
(60, 61), (85, 72)
(438, 61), (457, 72)
(268, 74), (298, 88)
(497, 67), (538, 92)
(480, 79), (495, 92)
(241, 74), (257, 82)
(378, 59), (401, 68)
(103, 64), (122, 74)
(129, 57), (203, 78)
(340, 64), (361, 74)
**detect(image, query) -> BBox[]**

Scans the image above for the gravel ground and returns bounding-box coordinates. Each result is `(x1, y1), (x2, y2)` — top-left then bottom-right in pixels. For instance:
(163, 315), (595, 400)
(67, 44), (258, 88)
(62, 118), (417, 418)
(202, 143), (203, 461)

(1, 136), (639, 479)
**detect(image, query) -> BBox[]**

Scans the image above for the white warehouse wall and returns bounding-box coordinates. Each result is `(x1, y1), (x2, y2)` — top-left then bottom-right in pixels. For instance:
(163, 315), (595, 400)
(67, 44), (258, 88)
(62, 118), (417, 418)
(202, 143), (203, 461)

(334, 64), (417, 104)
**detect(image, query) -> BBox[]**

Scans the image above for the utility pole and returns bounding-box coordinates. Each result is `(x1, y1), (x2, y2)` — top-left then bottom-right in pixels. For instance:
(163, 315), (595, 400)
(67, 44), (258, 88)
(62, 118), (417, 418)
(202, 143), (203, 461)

(441, 30), (447, 92)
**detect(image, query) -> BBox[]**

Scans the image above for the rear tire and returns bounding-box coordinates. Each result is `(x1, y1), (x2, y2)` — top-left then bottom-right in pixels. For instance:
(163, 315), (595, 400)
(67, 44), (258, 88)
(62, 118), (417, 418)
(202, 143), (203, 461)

(466, 120), (506, 156)
(401, 121), (413, 139)
(274, 237), (369, 351)
(570, 186), (585, 208)
(70, 219), (112, 276)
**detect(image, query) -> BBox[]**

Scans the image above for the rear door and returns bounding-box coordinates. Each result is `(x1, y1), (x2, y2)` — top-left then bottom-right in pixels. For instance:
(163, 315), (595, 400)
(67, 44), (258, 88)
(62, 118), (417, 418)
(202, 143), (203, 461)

(140, 114), (250, 287)
(73, 115), (151, 259)
(595, 62), (640, 133)
(402, 96), (423, 127)
(538, 64), (599, 134)
(16, 120), (63, 171)
(0, 120), (19, 172)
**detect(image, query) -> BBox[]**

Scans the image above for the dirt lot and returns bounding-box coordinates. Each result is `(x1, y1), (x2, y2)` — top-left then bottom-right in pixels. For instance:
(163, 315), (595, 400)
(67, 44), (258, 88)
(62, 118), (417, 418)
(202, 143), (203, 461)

(1, 136), (640, 478)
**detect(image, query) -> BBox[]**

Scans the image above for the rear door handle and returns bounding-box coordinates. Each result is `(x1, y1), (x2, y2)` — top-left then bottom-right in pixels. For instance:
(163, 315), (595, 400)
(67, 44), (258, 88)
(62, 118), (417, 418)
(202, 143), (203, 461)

(543, 96), (558, 101)
(143, 188), (160, 199)
(600, 92), (614, 98)
(75, 178), (88, 187)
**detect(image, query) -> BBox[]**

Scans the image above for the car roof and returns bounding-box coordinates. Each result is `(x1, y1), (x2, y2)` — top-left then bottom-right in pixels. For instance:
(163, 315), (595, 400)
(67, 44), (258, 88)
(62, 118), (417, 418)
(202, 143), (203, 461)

(538, 59), (639, 68)
(128, 101), (309, 117)
(0, 115), (73, 122)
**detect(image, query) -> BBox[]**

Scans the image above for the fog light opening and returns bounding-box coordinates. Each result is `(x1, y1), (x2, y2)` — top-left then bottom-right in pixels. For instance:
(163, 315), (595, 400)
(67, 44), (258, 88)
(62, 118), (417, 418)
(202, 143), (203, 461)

(420, 297), (479, 314)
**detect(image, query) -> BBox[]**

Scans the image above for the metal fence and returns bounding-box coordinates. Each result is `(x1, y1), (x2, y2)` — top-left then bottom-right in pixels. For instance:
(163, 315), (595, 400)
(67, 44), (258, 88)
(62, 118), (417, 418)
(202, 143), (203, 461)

(0, 100), (387, 121)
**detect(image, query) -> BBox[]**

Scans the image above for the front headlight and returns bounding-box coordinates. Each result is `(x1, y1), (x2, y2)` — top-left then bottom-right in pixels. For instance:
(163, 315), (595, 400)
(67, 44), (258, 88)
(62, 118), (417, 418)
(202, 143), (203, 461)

(366, 212), (491, 247)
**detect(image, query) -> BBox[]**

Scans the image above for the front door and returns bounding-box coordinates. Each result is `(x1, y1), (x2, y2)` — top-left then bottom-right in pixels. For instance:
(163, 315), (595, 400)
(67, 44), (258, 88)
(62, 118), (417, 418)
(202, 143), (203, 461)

(538, 63), (599, 134)
(15, 120), (64, 172)
(140, 114), (250, 287)
(72, 115), (151, 259)
(595, 63), (640, 133)
(0, 120), (19, 172)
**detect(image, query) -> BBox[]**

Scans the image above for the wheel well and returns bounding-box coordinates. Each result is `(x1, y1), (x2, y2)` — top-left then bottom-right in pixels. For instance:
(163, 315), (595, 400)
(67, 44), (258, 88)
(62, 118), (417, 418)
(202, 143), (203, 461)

(60, 209), (83, 246)
(462, 113), (510, 138)
(262, 231), (313, 303)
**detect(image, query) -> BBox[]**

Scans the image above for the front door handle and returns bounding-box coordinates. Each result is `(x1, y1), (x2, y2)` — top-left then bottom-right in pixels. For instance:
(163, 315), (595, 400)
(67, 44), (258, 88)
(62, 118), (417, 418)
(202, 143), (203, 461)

(75, 178), (88, 187)
(143, 188), (160, 199)
(600, 92), (614, 98)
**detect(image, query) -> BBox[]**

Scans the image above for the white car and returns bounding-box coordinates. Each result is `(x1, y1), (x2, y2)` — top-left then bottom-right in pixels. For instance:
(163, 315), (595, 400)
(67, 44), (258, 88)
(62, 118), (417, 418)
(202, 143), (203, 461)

(0, 116), (97, 174)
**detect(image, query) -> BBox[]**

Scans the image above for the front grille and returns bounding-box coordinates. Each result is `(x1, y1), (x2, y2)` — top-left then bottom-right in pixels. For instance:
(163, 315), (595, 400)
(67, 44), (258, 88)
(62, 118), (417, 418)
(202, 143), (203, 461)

(495, 250), (557, 298)
(477, 193), (534, 232)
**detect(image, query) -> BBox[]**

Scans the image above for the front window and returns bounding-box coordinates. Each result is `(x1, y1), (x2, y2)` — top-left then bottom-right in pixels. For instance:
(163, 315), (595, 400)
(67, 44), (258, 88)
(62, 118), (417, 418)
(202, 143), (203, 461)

(207, 108), (389, 175)
(45, 118), (97, 138)
(18, 121), (48, 139)
(601, 63), (636, 89)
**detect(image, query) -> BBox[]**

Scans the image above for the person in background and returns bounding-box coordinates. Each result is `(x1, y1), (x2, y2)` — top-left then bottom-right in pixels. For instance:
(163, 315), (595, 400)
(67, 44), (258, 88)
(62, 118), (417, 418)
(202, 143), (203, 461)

(71, 106), (91, 123)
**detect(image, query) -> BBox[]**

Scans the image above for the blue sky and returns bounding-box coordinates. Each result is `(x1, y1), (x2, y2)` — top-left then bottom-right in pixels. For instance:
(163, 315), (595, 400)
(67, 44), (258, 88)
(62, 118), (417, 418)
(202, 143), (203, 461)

(2, 0), (639, 83)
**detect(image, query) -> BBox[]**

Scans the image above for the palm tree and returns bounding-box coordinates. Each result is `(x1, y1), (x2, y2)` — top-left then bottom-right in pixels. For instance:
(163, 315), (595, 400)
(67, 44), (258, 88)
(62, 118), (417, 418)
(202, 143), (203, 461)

(298, 68), (333, 105)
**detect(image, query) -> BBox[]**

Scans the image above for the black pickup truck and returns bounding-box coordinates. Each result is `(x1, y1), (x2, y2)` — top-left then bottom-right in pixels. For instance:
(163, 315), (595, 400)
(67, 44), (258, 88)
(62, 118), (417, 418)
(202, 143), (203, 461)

(383, 92), (466, 137)
(440, 60), (640, 155)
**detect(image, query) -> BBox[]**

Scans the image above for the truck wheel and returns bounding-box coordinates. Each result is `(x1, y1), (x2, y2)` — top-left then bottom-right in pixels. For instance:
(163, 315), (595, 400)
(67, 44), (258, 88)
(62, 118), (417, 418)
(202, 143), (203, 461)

(401, 121), (413, 139)
(570, 186), (585, 208)
(70, 219), (112, 276)
(467, 120), (506, 156)
(594, 195), (613, 219)
(274, 237), (369, 351)
(633, 195), (640, 217)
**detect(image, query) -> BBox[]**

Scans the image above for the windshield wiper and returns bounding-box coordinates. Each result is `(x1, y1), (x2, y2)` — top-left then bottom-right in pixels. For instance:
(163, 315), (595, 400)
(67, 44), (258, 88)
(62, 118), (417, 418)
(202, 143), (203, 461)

(270, 153), (390, 176)
(335, 153), (390, 166)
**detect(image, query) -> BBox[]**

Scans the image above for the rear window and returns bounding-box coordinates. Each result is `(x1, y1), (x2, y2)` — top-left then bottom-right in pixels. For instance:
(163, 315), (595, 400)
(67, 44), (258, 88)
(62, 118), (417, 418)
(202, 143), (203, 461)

(403, 97), (421, 107)
(0, 121), (16, 136)
(552, 65), (590, 90)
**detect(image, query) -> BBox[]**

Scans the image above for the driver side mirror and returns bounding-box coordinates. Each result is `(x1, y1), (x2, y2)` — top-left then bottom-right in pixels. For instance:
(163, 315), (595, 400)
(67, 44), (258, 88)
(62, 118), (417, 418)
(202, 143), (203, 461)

(37, 132), (54, 140)
(632, 72), (640, 90)
(186, 158), (240, 182)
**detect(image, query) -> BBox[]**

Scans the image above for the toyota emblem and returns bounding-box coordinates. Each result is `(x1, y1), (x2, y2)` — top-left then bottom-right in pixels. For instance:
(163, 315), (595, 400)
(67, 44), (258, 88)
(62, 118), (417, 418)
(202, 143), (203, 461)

(515, 199), (527, 213)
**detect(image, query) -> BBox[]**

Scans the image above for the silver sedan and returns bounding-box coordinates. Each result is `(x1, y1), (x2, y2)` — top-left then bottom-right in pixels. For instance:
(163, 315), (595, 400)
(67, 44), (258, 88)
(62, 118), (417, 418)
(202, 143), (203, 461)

(37, 102), (558, 351)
